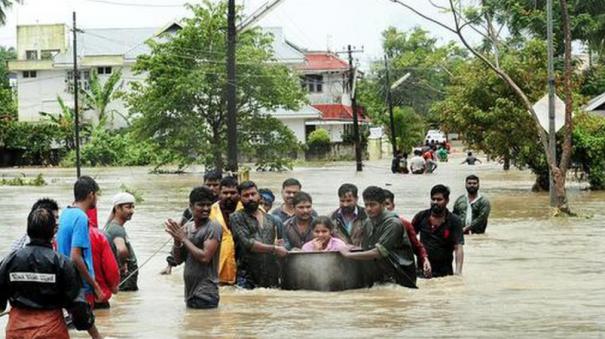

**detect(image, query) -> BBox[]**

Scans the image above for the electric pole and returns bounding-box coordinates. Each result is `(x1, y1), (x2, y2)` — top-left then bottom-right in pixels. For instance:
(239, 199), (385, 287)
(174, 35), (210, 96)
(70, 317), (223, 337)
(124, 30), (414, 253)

(226, 0), (238, 174)
(72, 12), (81, 178)
(384, 55), (396, 156)
(345, 45), (363, 172)
(546, 0), (556, 207)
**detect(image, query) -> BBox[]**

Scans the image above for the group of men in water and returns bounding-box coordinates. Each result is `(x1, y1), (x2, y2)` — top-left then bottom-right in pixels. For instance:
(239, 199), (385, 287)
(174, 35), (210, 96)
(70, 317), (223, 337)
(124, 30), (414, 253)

(159, 172), (491, 309)
(0, 170), (491, 338)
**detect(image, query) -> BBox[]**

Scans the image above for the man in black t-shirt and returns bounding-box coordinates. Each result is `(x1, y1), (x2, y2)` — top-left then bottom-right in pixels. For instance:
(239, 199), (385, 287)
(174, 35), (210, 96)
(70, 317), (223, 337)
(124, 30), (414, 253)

(412, 184), (464, 278)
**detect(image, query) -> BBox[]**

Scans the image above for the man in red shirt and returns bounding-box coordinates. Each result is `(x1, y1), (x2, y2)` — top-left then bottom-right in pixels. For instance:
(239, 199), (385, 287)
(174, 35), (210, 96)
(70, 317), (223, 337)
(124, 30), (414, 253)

(86, 208), (120, 309)
(383, 190), (432, 278)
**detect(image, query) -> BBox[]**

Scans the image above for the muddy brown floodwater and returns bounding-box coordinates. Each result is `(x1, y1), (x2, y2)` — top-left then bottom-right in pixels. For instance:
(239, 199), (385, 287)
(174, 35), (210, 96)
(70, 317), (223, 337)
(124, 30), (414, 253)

(1, 156), (604, 338)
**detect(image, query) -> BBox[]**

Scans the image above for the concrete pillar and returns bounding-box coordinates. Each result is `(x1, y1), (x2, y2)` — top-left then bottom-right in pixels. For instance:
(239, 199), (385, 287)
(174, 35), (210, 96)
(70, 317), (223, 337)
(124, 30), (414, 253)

(368, 137), (382, 161)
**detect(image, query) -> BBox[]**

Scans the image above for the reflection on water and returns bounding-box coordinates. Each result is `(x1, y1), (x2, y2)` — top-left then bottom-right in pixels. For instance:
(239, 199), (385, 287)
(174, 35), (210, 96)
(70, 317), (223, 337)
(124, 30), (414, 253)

(1, 157), (604, 337)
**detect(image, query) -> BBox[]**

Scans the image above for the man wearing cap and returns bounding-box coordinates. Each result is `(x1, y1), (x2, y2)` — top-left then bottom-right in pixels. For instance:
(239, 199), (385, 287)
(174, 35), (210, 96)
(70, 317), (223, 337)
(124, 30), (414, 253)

(104, 192), (139, 291)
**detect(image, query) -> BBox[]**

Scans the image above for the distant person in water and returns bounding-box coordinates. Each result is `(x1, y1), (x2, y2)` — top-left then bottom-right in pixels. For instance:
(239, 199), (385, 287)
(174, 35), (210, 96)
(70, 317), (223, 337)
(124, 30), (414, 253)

(461, 152), (482, 165)
(410, 149), (426, 174)
(391, 150), (402, 174)
(453, 175), (491, 234)
(165, 186), (222, 309)
(302, 217), (348, 252)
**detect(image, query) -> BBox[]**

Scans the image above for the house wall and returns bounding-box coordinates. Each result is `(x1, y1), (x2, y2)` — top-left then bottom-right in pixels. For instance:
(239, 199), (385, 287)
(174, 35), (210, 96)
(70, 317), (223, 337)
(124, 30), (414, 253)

(17, 25), (67, 60)
(280, 118), (307, 143)
(306, 71), (350, 106)
(17, 64), (143, 128)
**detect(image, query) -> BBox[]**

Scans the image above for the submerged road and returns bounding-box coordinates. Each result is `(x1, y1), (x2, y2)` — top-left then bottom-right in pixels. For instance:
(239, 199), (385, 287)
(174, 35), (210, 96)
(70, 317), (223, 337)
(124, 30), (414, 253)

(1, 156), (604, 338)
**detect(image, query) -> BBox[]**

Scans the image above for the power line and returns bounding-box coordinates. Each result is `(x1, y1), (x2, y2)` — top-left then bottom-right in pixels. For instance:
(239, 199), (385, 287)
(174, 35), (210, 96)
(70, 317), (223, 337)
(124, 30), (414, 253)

(81, 0), (187, 8)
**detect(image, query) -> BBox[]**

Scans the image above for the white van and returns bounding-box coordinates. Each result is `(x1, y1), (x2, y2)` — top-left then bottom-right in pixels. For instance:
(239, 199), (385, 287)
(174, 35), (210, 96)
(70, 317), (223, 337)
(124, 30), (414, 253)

(424, 129), (446, 144)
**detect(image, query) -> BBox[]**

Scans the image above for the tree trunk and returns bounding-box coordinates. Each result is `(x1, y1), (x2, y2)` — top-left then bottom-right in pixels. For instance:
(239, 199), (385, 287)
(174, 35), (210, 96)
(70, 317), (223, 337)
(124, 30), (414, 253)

(212, 128), (223, 172)
(556, 0), (574, 214)
(503, 154), (510, 170)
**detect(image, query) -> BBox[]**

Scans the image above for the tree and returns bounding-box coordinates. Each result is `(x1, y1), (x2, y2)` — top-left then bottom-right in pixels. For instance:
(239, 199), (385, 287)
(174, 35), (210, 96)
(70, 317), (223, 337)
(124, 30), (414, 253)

(81, 68), (124, 127)
(127, 1), (305, 170)
(392, 0), (576, 213)
(39, 96), (91, 150)
(0, 0), (19, 26)
(0, 46), (16, 118)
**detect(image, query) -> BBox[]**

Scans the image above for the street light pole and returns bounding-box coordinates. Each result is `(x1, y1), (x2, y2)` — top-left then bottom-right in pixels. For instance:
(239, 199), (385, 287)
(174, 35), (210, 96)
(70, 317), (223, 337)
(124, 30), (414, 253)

(384, 55), (396, 156)
(347, 45), (363, 172)
(226, 0), (237, 173)
(547, 0), (556, 207)
(72, 12), (81, 178)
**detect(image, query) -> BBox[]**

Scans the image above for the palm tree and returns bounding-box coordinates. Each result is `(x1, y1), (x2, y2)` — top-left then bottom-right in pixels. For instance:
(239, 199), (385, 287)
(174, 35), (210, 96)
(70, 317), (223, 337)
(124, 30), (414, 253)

(39, 96), (90, 149)
(81, 68), (124, 127)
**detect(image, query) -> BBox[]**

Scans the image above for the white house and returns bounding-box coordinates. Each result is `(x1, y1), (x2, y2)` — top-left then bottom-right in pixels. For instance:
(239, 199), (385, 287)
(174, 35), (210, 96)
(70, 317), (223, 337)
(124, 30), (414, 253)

(295, 51), (368, 142)
(8, 23), (322, 143)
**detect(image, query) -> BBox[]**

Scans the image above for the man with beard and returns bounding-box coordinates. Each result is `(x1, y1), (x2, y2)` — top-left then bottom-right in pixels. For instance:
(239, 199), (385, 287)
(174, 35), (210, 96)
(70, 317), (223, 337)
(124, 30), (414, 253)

(104, 192), (139, 292)
(165, 186), (222, 309)
(271, 178), (317, 222)
(282, 191), (315, 250)
(339, 186), (417, 288)
(412, 184), (464, 278)
(231, 181), (288, 289)
(330, 183), (367, 247)
(208, 176), (242, 285)
(453, 175), (491, 234)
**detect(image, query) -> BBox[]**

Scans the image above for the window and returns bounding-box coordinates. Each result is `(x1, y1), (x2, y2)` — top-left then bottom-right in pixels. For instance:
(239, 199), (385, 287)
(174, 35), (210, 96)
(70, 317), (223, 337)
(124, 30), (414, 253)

(97, 66), (112, 75)
(65, 70), (91, 92)
(40, 49), (60, 60)
(302, 74), (324, 93)
(22, 71), (37, 78)
(25, 50), (38, 60)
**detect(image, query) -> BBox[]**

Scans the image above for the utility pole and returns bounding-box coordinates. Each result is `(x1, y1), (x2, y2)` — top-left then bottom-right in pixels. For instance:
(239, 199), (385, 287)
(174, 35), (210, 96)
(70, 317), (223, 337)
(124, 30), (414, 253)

(384, 55), (396, 156)
(72, 12), (81, 178)
(346, 45), (363, 172)
(546, 0), (556, 207)
(226, 0), (237, 173)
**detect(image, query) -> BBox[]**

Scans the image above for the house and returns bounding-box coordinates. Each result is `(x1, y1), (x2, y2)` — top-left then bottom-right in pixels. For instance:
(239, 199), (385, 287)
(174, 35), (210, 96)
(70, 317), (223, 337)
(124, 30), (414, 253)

(8, 23), (322, 143)
(296, 51), (368, 142)
(584, 91), (605, 117)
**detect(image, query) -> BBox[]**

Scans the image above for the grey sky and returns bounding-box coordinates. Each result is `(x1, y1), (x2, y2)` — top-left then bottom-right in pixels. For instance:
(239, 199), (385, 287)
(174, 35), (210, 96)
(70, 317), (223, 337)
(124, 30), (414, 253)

(0, 0), (470, 67)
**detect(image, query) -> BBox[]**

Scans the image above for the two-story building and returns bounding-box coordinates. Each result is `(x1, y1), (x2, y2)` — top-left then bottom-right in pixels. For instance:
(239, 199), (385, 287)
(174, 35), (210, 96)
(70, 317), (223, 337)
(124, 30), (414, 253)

(297, 51), (367, 143)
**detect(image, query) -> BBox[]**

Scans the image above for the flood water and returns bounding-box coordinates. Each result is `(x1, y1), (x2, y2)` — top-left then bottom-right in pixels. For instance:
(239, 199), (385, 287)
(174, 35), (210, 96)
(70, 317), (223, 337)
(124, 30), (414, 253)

(1, 155), (604, 338)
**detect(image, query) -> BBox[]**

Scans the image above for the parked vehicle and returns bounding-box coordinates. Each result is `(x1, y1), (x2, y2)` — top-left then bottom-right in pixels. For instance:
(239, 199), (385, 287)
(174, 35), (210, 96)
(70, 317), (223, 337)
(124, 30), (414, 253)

(424, 129), (447, 144)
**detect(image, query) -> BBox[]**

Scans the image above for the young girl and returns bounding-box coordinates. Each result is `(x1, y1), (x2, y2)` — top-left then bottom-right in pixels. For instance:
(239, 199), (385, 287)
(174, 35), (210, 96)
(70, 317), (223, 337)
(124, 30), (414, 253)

(302, 216), (348, 252)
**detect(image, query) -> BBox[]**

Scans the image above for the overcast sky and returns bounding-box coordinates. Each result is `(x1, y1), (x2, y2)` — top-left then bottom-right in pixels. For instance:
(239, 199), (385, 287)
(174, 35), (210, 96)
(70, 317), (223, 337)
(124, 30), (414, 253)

(0, 0), (473, 67)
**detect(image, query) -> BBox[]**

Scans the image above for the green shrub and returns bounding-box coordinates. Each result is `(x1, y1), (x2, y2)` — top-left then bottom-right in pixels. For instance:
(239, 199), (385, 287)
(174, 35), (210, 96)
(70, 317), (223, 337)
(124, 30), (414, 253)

(307, 128), (331, 154)
(573, 113), (605, 189)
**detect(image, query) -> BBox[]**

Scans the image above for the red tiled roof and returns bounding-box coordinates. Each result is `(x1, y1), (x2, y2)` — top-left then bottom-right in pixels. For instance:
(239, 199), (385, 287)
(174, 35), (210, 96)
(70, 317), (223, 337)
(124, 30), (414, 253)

(300, 52), (349, 71)
(312, 104), (367, 122)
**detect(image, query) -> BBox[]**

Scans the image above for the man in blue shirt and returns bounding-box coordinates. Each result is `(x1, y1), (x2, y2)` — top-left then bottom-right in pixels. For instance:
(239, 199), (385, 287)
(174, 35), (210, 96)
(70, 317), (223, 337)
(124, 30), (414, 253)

(56, 175), (104, 305)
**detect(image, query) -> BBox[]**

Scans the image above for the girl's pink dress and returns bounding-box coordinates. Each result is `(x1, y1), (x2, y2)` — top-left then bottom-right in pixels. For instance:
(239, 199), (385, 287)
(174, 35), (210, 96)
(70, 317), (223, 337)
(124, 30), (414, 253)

(301, 237), (348, 252)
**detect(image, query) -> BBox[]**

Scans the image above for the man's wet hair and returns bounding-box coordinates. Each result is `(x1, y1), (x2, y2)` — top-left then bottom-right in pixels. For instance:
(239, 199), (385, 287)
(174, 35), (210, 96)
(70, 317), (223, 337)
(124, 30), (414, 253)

(282, 178), (301, 189)
(238, 180), (258, 194)
(203, 170), (222, 182)
(466, 174), (480, 183)
(27, 208), (56, 240)
(311, 216), (334, 231)
(292, 191), (312, 206)
(430, 184), (450, 200)
(362, 186), (386, 204)
(467, 151), (473, 156)
(189, 186), (215, 204)
(74, 176), (99, 202)
(30, 198), (59, 213)
(338, 183), (358, 198)
(414, 149), (422, 156)
(383, 189), (395, 203)
(219, 176), (238, 189)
